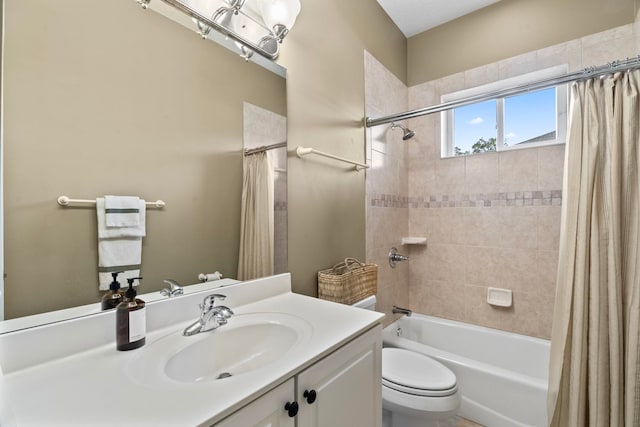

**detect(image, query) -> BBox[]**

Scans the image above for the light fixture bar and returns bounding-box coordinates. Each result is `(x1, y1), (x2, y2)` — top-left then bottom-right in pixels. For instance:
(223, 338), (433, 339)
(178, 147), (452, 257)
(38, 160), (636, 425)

(156, 0), (279, 60)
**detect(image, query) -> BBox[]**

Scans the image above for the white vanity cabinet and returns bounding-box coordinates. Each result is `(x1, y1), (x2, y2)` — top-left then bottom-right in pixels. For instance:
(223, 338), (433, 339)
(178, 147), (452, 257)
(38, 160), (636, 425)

(213, 378), (296, 427)
(212, 325), (382, 427)
(296, 325), (382, 427)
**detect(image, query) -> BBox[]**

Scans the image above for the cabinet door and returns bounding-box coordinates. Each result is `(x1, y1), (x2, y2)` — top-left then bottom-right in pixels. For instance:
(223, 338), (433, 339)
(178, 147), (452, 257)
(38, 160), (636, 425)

(214, 378), (296, 427)
(296, 326), (382, 427)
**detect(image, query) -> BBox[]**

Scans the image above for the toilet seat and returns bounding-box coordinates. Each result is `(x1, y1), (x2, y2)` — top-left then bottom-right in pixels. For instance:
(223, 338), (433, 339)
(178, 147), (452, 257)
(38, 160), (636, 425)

(382, 348), (457, 397)
(382, 378), (457, 397)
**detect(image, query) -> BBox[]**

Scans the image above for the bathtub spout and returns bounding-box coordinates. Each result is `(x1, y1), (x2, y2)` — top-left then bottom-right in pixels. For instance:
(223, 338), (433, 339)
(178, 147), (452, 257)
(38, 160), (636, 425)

(392, 305), (412, 317)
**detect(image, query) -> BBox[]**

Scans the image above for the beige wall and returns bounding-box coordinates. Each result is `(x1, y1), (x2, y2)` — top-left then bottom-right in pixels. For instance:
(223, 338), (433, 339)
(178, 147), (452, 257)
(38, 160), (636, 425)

(408, 0), (637, 85)
(279, 0), (406, 297)
(3, 0), (286, 318)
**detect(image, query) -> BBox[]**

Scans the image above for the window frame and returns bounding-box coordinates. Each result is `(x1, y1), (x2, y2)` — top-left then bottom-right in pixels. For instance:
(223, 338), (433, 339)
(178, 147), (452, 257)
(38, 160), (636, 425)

(441, 65), (568, 158)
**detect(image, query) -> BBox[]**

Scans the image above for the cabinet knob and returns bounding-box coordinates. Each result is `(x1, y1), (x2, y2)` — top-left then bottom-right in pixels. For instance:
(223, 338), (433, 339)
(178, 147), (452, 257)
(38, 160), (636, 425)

(284, 401), (299, 417)
(303, 389), (317, 404)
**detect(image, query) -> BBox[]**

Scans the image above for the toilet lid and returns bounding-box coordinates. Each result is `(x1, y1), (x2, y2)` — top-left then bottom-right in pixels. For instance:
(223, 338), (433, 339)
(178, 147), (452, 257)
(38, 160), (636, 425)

(382, 348), (457, 396)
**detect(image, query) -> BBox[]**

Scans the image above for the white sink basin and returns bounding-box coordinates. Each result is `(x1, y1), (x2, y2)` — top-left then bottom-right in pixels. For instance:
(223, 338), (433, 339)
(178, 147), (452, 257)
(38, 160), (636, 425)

(126, 312), (313, 385)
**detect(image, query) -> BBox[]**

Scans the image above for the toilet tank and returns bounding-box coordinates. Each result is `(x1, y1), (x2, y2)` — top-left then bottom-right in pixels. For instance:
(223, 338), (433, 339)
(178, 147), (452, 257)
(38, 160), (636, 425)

(352, 295), (376, 311)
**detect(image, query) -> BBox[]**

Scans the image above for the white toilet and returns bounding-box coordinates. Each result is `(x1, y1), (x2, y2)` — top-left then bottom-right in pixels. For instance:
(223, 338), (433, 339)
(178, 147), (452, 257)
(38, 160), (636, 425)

(353, 296), (461, 427)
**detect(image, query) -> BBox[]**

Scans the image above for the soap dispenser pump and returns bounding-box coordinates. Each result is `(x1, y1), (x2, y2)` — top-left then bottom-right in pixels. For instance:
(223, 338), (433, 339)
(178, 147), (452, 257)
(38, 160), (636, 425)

(101, 271), (125, 311)
(116, 277), (146, 351)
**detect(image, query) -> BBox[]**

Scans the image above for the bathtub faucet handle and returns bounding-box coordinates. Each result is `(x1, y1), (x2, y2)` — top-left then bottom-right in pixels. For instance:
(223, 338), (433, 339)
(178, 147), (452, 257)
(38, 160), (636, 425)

(389, 247), (409, 268)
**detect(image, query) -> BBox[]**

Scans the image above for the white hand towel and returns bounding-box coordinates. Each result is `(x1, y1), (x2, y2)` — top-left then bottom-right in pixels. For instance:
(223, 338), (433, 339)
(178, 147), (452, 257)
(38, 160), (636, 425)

(96, 197), (146, 290)
(105, 195), (141, 227)
(96, 198), (145, 238)
(98, 238), (142, 290)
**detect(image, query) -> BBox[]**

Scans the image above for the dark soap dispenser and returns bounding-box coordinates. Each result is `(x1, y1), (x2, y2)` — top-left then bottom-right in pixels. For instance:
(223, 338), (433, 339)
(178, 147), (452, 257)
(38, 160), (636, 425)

(116, 277), (146, 351)
(101, 272), (125, 311)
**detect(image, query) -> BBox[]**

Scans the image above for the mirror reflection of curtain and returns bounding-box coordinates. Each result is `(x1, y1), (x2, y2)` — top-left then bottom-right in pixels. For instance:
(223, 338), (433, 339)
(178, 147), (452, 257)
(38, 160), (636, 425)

(237, 152), (274, 280)
(273, 149), (288, 275)
(548, 70), (640, 426)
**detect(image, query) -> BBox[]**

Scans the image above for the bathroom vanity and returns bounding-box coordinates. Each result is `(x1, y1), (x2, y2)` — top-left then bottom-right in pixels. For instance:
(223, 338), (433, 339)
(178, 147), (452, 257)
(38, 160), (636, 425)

(215, 326), (380, 427)
(0, 274), (384, 426)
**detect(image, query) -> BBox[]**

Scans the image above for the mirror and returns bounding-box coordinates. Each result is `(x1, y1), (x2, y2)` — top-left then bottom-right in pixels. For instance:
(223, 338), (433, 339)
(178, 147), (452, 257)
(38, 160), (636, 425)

(1, 0), (287, 326)
(242, 102), (287, 276)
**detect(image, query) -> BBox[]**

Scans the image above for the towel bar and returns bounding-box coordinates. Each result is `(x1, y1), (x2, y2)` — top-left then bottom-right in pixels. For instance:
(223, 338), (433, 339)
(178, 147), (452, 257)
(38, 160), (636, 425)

(295, 146), (369, 171)
(57, 196), (166, 208)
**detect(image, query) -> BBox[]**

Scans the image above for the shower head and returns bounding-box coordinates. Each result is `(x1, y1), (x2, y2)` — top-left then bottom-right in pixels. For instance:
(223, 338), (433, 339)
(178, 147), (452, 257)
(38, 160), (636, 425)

(391, 122), (415, 141)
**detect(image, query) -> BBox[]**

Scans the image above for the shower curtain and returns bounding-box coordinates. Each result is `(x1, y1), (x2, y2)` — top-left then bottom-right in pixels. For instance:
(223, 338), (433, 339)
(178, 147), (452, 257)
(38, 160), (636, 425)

(548, 70), (640, 426)
(237, 151), (274, 281)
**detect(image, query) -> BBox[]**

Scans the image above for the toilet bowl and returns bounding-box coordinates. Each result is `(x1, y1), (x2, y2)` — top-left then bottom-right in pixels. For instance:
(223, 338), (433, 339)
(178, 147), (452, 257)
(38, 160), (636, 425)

(382, 347), (460, 426)
(352, 296), (460, 427)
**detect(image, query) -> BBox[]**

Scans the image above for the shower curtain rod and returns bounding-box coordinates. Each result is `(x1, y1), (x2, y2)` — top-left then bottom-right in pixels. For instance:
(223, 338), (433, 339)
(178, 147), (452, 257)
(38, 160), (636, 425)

(244, 141), (287, 156)
(365, 55), (640, 128)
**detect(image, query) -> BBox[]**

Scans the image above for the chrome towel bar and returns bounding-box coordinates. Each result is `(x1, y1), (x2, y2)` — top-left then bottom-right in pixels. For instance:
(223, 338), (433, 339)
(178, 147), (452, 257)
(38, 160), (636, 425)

(57, 196), (166, 209)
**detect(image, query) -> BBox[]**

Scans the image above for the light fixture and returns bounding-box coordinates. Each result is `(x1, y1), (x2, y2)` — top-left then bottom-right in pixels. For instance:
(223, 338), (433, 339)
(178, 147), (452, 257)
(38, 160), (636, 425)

(236, 42), (254, 61)
(225, 0), (246, 11)
(258, 0), (301, 41)
(194, 20), (212, 39)
(140, 0), (301, 60)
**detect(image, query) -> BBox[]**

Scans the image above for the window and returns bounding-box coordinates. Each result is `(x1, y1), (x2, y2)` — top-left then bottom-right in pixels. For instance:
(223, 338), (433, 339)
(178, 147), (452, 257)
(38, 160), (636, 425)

(441, 66), (568, 158)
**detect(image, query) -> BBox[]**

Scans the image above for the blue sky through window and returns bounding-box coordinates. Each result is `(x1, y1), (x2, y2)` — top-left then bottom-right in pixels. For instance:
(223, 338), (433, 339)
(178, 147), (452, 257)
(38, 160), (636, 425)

(504, 88), (556, 145)
(453, 88), (556, 155)
(454, 100), (496, 154)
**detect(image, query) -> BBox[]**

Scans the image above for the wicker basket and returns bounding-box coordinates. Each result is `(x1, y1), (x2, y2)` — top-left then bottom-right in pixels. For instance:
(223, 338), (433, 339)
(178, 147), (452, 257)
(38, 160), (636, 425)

(318, 258), (378, 305)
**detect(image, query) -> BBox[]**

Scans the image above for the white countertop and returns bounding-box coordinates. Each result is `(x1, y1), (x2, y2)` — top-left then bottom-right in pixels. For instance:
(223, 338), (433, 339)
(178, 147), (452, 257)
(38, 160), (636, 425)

(0, 274), (384, 426)
(0, 278), (240, 335)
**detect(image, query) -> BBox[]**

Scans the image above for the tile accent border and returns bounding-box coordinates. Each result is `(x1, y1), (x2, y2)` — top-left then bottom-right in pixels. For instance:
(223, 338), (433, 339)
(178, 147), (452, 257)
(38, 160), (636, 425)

(370, 190), (563, 208)
(369, 194), (409, 208)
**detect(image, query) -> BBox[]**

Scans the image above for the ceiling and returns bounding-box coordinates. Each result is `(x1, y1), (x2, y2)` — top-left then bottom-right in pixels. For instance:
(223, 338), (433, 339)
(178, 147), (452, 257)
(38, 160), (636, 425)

(376, 0), (502, 38)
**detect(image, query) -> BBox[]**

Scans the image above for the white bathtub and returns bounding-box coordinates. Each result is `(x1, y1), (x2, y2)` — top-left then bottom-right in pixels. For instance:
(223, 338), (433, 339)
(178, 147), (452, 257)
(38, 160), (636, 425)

(382, 314), (550, 427)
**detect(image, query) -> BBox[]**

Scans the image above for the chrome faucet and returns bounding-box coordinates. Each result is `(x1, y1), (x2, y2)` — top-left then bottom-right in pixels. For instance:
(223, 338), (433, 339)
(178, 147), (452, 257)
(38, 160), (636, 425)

(183, 294), (234, 336)
(160, 279), (184, 297)
(392, 305), (412, 317)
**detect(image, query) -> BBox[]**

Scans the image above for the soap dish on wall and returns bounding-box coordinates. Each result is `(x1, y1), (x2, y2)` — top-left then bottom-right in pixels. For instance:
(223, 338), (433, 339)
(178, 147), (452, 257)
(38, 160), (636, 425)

(401, 237), (427, 245)
(487, 287), (513, 307)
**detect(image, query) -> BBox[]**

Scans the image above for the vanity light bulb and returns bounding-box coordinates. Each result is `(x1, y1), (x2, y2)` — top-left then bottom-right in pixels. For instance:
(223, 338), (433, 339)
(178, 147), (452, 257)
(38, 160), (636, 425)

(258, 0), (301, 34)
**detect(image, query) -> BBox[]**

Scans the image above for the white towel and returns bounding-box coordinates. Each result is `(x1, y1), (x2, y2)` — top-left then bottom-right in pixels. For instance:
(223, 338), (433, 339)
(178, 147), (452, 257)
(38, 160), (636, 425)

(97, 239), (142, 290)
(96, 197), (146, 290)
(96, 198), (145, 238)
(105, 195), (141, 227)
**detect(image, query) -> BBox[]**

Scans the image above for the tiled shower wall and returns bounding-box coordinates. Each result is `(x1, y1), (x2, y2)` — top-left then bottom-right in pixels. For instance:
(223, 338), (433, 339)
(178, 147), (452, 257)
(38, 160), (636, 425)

(364, 51), (409, 324)
(366, 23), (640, 338)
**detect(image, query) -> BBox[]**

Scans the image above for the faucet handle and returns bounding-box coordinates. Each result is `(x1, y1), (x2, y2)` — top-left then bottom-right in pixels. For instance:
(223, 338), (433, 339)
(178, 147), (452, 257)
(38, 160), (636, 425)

(215, 306), (234, 319)
(201, 294), (226, 311)
(163, 279), (182, 291)
(160, 279), (184, 297)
